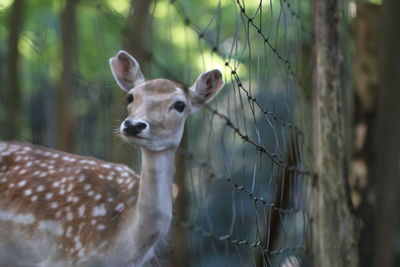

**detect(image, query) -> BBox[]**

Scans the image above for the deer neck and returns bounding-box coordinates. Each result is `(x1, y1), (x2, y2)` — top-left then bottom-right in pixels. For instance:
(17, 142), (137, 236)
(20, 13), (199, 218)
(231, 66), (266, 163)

(115, 148), (175, 265)
(138, 148), (175, 222)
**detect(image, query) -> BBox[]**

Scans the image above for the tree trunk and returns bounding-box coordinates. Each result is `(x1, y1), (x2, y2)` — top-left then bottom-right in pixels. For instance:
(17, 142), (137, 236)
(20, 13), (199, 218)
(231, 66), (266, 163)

(311, 0), (359, 266)
(123, 0), (153, 70)
(110, 0), (153, 165)
(352, 3), (379, 267)
(56, 0), (79, 152)
(373, 0), (400, 266)
(3, 0), (25, 140)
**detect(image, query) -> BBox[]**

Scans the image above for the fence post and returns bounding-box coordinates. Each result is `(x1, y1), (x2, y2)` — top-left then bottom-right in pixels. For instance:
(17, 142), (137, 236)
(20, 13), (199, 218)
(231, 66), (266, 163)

(311, 0), (359, 266)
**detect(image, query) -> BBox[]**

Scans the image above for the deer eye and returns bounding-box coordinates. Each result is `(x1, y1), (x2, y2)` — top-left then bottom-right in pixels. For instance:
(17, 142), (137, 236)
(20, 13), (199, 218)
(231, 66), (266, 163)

(126, 94), (134, 103)
(173, 101), (185, 113)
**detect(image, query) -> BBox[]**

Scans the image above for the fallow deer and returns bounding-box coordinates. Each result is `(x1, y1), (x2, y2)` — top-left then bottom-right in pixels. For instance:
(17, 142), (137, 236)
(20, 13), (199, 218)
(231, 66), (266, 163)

(0, 50), (224, 266)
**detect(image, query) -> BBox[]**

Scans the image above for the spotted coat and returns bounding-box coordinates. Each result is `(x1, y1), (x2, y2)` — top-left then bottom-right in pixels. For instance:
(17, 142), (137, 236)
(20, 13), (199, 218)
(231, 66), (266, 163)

(0, 141), (140, 264)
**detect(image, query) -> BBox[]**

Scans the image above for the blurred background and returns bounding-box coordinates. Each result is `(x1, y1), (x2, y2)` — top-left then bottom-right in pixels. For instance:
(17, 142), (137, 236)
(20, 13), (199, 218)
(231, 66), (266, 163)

(0, 0), (399, 266)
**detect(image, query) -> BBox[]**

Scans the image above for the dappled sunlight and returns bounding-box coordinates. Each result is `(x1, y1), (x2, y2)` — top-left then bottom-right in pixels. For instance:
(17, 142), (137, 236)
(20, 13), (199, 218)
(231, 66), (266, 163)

(0, 0), (13, 11)
(106, 0), (130, 17)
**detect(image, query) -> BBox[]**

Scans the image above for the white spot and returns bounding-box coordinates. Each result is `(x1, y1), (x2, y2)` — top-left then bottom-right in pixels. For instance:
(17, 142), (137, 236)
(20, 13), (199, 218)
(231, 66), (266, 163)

(51, 153), (60, 159)
(39, 163), (47, 168)
(123, 166), (131, 172)
(98, 174), (105, 179)
(18, 180), (27, 187)
(74, 237), (82, 250)
(31, 195), (38, 202)
(39, 172), (47, 178)
(91, 219), (97, 225)
(115, 203), (125, 212)
(66, 212), (74, 221)
(60, 177), (67, 184)
(95, 194), (102, 200)
(50, 202), (58, 209)
(25, 162), (33, 167)
(84, 184), (92, 191)
(78, 174), (86, 182)
(106, 175), (113, 181)
(38, 220), (63, 236)
(9, 183), (15, 188)
(117, 178), (124, 184)
(24, 189), (32, 196)
(0, 178), (6, 183)
(72, 196), (79, 203)
(92, 204), (107, 216)
(53, 181), (60, 187)
(15, 156), (22, 162)
(1, 151), (11, 156)
(97, 224), (106, 231)
(45, 192), (53, 199)
(87, 191), (94, 197)
(101, 164), (111, 169)
(128, 182), (134, 190)
(0, 143), (7, 152)
(121, 172), (129, 177)
(67, 184), (74, 192)
(59, 189), (65, 195)
(36, 185), (45, 192)
(12, 165), (20, 171)
(19, 169), (27, 175)
(107, 197), (114, 202)
(78, 205), (85, 217)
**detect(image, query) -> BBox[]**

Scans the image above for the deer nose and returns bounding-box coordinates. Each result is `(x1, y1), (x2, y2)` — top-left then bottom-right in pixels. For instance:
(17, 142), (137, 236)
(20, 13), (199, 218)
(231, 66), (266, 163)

(123, 120), (147, 136)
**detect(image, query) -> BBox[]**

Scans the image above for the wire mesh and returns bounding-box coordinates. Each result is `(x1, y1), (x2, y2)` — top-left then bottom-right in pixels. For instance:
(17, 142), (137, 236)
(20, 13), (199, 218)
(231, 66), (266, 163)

(0, 0), (315, 266)
(146, 0), (315, 266)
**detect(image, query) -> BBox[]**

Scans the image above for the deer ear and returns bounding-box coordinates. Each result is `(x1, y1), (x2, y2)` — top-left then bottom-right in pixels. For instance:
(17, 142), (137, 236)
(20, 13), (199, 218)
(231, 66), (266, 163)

(109, 50), (145, 92)
(189, 69), (224, 113)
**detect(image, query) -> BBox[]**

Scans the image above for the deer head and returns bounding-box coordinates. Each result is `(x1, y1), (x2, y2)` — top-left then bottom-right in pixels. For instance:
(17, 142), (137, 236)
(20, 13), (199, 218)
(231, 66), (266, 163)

(109, 50), (224, 151)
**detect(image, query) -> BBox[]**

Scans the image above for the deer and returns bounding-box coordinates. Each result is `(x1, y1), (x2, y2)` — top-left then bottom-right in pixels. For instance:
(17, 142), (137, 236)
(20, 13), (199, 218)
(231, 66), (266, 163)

(0, 50), (224, 266)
